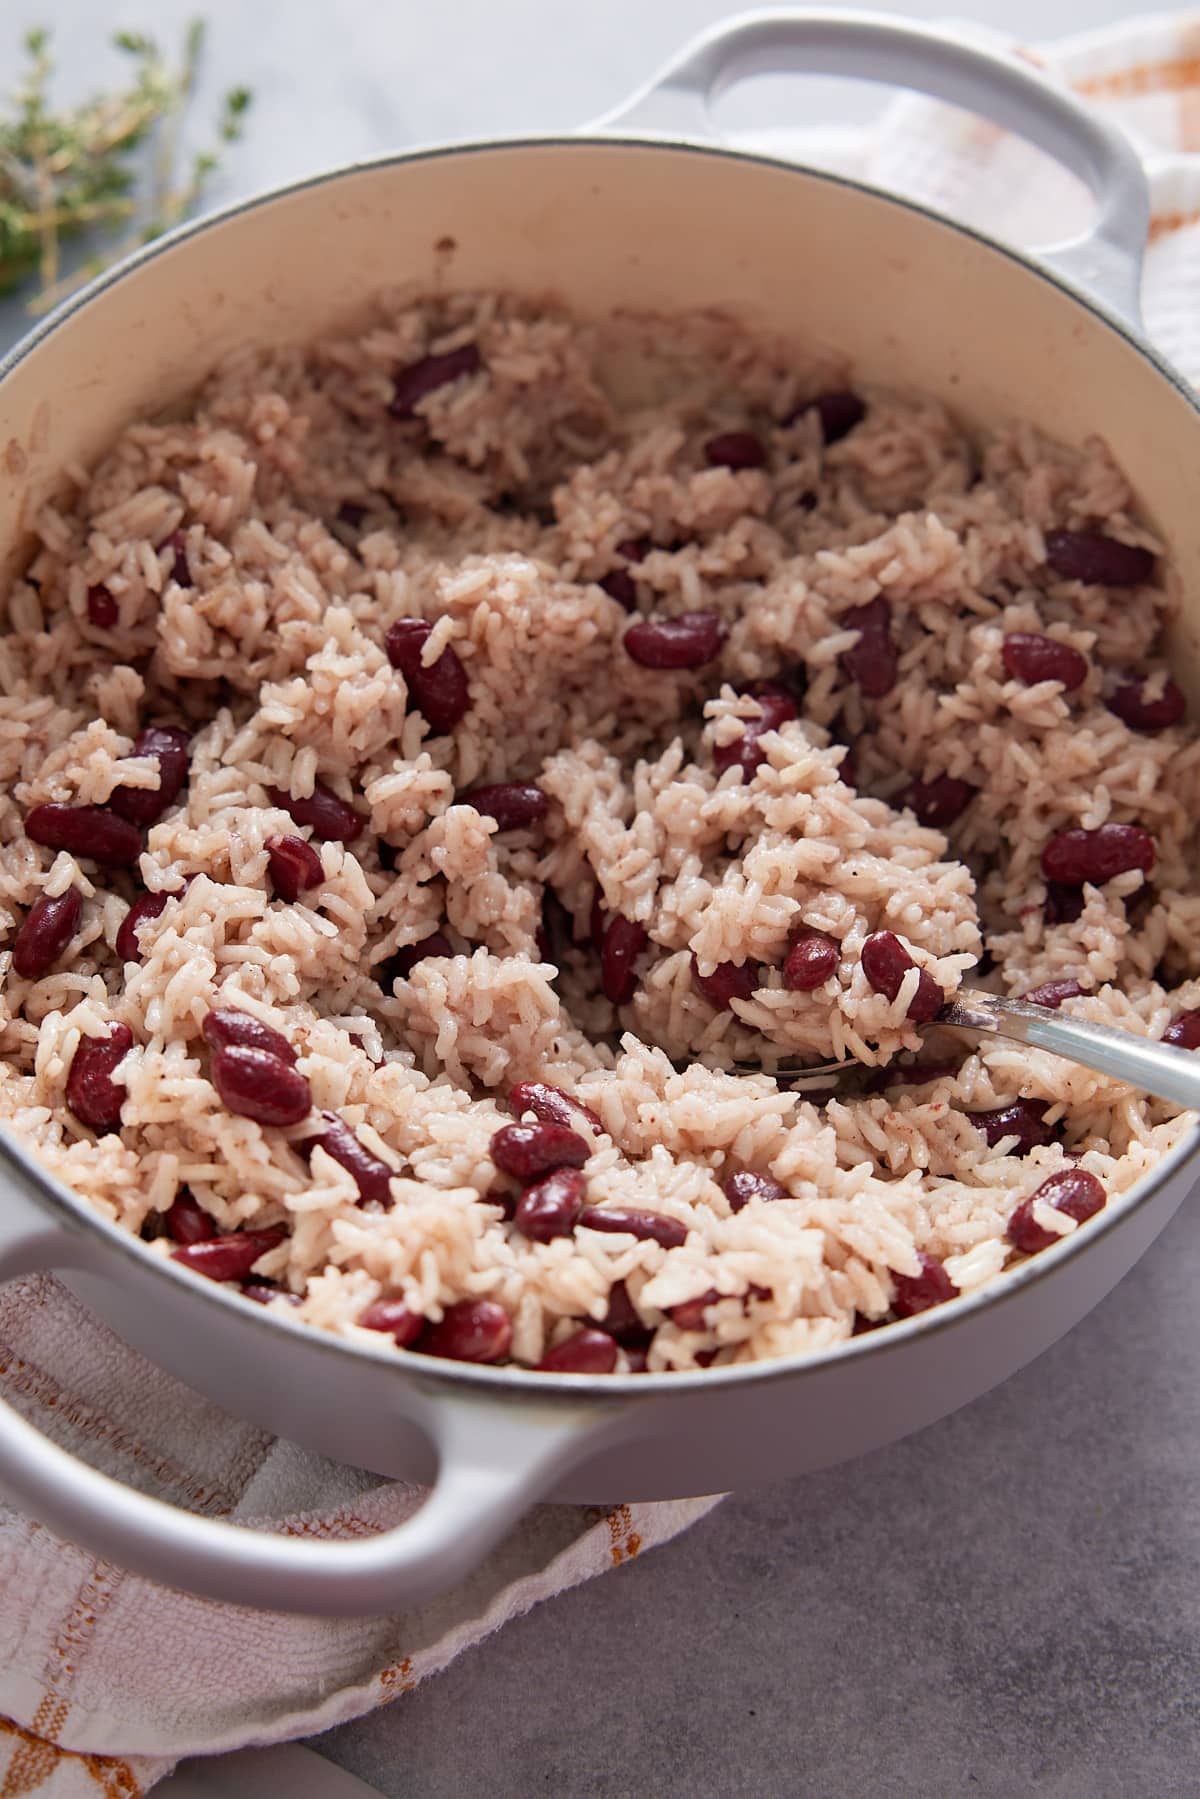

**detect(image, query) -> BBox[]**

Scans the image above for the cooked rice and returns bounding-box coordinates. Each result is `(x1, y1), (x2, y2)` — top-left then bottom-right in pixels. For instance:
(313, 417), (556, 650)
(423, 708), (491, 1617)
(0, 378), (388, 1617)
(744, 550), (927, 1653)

(1, 289), (1197, 1372)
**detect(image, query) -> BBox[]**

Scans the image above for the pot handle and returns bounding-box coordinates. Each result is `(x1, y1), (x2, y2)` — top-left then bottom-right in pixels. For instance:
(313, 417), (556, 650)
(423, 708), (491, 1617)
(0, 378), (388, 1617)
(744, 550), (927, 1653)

(0, 1369), (595, 1615)
(595, 7), (1149, 326)
(0, 1174), (604, 1617)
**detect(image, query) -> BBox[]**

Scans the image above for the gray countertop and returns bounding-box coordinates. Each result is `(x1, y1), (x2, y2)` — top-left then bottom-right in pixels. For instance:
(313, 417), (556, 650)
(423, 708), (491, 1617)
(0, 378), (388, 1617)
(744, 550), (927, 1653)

(6, 0), (1197, 1791)
(315, 1210), (1200, 1799)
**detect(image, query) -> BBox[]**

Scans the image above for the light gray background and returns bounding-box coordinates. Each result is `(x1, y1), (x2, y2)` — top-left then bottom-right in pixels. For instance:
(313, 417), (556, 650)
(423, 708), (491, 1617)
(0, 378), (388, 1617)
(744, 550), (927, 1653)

(4, 1), (1197, 1793)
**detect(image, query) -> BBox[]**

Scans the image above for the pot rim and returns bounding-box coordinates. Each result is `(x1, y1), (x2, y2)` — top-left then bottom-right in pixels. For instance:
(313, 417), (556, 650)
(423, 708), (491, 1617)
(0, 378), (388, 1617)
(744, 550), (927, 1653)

(2, 129), (1197, 1405)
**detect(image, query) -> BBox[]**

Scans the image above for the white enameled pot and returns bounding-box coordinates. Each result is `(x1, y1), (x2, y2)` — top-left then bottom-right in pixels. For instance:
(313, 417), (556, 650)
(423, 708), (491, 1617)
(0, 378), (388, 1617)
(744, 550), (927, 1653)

(0, 10), (1197, 1617)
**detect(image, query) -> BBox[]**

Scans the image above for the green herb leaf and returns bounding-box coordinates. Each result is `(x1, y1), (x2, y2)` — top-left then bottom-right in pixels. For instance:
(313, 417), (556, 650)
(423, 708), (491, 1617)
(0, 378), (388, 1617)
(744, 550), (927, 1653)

(1, 18), (253, 315)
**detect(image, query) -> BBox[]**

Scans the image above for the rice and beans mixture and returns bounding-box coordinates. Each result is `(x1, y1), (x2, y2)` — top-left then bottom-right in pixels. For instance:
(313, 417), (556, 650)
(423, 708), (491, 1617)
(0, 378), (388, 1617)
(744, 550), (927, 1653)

(3, 292), (1198, 1374)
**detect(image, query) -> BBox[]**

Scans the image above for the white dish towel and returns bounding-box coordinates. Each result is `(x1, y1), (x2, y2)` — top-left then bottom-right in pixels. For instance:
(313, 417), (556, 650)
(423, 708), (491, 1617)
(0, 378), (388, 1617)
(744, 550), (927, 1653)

(3, 12), (1200, 1794)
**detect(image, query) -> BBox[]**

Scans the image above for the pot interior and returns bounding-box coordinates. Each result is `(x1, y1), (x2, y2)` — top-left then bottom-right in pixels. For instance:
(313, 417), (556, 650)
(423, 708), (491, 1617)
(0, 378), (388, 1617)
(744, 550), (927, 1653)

(2, 140), (1198, 685)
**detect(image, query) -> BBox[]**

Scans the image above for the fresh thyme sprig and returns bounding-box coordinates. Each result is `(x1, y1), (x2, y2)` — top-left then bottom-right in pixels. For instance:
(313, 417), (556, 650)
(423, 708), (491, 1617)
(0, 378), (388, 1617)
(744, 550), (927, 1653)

(0, 19), (251, 313)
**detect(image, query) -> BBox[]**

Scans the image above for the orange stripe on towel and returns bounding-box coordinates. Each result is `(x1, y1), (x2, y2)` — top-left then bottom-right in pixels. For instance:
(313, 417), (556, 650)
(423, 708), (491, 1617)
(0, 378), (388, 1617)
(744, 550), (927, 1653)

(0, 1708), (142, 1797)
(605, 1503), (643, 1566)
(379, 1655), (417, 1700)
(1148, 209), (1200, 241)
(1074, 54), (1200, 100)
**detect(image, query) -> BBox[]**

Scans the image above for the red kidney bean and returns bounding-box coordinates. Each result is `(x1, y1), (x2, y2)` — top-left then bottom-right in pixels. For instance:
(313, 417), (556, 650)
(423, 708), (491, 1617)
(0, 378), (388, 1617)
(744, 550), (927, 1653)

(164, 1190), (217, 1245)
(967, 1098), (1054, 1153)
(1162, 1010), (1200, 1050)
(418, 1297), (512, 1363)
(1021, 979), (1086, 1010)
(670, 1289), (720, 1331)
(307, 1111), (396, 1208)
(110, 726), (191, 828)
(784, 390), (866, 443)
(266, 835), (323, 902)
(713, 683), (797, 778)
(600, 568), (638, 610)
(514, 1166), (587, 1241)
(745, 1283), (778, 1306)
(1044, 529), (1154, 587)
(891, 1252), (958, 1318)
(841, 596), (896, 698)
(1001, 632), (1088, 691)
(750, 673), (802, 707)
(360, 1297), (423, 1345)
(203, 1007), (297, 1065)
(536, 1328), (618, 1373)
(624, 611), (726, 669)
(491, 1120), (590, 1181)
(211, 1045), (312, 1126)
(864, 1060), (960, 1093)
(171, 1226), (287, 1283)
(614, 537), (650, 562)
(578, 1206), (687, 1249)
(12, 887), (81, 980)
(87, 584), (118, 628)
(116, 889), (171, 962)
(463, 782), (547, 830)
(784, 928), (841, 1000)
(1107, 676), (1187, 732)
(1041, 823), (1155, 885)
(861, 931), (944, 1023)
(691, 953), (759, 1010)
(837, 737), (858, 789)
(601, 914), (647, 1006)
(269, 779), (363, 843)
(161, 528), (191, 586)
(813, 390), (866, 443)
(1007, 1167), (1106, 1254)
(783, 928), (839, 991)
(852, 1311), (879, 1336)
(1043, 881), (1085, 926)
(385, 618), (471, 733)
(385, 932), (453, 983)
(509, 1081), (602, 1136)
(390, 343), (481, 418)
(902, 775), (976, 830)
(25, 802), (142, 868)
(66, 1022), (133, 1131)
(598, 1278), (645, 1343)
(704, 430), (766, 470)
(242, 1281), (302, 1307)
(723, 1169), (787, 1211)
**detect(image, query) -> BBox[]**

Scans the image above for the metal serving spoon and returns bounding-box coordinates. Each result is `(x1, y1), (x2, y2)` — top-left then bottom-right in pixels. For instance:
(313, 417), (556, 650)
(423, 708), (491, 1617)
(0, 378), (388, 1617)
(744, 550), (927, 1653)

(734, 988), (1200, 1110)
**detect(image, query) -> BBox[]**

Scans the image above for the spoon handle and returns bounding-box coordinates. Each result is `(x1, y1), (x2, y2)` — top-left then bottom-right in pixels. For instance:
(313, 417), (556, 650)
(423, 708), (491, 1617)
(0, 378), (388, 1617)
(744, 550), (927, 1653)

(942, 989), (1200, 1111)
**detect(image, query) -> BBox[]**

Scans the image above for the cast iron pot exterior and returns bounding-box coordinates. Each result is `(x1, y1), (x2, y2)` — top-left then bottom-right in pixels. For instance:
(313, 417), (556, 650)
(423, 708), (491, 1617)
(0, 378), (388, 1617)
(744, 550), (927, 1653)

(0, 11), (1196, 1614)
